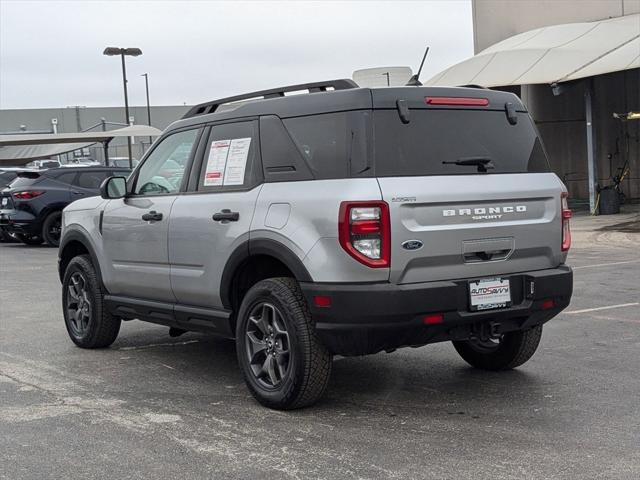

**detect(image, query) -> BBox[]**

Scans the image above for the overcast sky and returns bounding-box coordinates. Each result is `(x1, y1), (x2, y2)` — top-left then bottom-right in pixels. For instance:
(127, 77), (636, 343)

(0, 0), (473, 109)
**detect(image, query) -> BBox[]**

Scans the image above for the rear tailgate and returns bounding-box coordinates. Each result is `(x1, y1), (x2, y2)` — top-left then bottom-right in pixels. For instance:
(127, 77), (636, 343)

(379, 173), (564, 284)
(372, 87), (567, 284)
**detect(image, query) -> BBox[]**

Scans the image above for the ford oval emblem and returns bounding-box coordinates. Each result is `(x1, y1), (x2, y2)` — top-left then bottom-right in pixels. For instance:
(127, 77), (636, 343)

(402, 240), (423, 251)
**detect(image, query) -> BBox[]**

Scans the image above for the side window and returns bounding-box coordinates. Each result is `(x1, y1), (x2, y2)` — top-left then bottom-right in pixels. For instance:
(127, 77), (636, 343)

(198, 121), (259, 191)
(76, 171), (109, 189)
(134, 129), (199, 196)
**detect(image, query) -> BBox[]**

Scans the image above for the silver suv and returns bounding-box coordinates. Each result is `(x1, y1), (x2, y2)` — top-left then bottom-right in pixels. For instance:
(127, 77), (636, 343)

(59, 80), (573, 409)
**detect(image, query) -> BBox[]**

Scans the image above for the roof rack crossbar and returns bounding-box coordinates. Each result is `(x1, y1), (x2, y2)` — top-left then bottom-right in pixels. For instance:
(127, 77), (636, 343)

(182, 79), (358, 118)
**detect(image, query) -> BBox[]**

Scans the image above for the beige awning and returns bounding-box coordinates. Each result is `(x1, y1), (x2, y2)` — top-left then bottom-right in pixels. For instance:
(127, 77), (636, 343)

(0, 143), (95, 163)
(0, 125), (162, 147)
(426, 14), (640, 87)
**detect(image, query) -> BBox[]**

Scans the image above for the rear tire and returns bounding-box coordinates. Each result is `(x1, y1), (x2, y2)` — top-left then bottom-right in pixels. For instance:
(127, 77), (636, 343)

(236, 277), (332, 410)
(42, 211), (62, 247)
(453, 325), (543, 370)
(62, 254), (121, 348)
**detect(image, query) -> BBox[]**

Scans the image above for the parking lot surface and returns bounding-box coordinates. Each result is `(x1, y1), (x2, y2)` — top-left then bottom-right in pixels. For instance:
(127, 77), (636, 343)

(1, 208), (639, 480)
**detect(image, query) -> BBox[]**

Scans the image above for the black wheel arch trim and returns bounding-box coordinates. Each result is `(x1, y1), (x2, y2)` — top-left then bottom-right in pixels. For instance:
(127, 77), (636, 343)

(58, 227), (105, 289)
(220, 238), (312, 309)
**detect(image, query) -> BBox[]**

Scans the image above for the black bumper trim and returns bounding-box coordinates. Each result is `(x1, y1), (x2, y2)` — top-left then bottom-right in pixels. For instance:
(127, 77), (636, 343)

(301, 265), (573, 355)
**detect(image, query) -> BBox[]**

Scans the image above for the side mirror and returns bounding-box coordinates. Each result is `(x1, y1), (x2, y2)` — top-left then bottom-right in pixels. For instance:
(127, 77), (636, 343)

(100, 176), (127, 199)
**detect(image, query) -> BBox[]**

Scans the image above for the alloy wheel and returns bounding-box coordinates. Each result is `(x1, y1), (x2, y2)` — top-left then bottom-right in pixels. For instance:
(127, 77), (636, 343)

(67, 272), (92, 336)
(245, 302), (291, 388)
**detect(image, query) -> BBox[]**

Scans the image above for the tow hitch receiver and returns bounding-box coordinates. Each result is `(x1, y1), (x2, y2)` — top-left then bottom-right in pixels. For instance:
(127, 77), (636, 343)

(469, 321), (502, 342)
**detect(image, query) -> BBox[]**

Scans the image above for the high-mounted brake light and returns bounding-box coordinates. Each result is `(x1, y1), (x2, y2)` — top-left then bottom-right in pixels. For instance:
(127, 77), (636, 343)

(339, 201), (390, 268)
(561, 192), (572, 252)
(13, 191), (45, 200)
(425, 97), (489, 107)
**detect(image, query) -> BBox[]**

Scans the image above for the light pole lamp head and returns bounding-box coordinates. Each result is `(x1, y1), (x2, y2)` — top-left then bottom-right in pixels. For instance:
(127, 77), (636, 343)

(103, 47), (143, 56)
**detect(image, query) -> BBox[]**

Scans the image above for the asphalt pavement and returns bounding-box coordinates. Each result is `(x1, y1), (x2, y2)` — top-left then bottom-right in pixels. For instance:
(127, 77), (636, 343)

(1, 208), (639, 480)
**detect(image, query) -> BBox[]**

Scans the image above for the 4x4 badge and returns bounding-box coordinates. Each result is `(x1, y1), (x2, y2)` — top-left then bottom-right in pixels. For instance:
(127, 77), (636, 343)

(402, 240), (423, 251)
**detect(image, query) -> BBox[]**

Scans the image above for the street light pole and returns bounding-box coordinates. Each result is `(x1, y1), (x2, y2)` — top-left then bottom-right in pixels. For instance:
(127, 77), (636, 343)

(141, 73), (152, 146)
(103, 47), (143, 169)
(119, 52), (134, 168)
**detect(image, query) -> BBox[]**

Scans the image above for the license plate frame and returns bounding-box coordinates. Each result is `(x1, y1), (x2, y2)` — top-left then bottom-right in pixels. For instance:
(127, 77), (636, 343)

(469, 277), (512, 311)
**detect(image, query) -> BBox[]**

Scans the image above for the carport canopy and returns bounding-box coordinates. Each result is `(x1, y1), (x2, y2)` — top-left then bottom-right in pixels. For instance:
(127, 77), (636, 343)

(426, 13), (640, 87)
(0, 125), (162, 164)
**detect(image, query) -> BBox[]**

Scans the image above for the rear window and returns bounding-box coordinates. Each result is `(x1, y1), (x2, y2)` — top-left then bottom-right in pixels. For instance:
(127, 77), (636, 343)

(374, 110), (549, 176)
(8, 172), (41, 188)
(0, 171), (18, 186)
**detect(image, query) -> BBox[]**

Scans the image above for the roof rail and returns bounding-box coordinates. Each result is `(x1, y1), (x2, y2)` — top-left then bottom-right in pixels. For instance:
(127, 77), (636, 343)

(182, 79), (359, 119)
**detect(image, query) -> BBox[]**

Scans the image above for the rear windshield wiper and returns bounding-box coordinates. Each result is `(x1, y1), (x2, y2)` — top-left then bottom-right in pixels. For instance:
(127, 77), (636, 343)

(442, 156), (494, 173)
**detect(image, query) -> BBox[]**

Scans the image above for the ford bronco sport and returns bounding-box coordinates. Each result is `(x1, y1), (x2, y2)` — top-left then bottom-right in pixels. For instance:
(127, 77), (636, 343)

(59, 80), (573, 409)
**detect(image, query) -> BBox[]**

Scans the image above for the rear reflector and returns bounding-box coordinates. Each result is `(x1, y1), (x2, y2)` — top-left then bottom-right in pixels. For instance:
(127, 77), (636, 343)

(541, 299), (555, 310)
(561, 192), (572, 252)
(425, 96), (489, 107)
(313, 295), (332, 308)
(423, 313), (444, 325)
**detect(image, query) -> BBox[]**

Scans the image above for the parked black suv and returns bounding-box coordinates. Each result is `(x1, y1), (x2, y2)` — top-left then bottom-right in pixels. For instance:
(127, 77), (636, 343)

(0, 166), (129, 246)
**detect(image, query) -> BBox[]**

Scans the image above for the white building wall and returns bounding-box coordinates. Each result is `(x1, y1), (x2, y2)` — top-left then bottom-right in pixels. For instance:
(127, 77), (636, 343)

(472, 0), (640, 53)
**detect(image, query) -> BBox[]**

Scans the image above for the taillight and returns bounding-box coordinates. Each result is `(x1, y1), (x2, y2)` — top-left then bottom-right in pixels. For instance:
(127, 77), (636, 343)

(13, 191), (45, 200)
(561, 192), (572, 252)
(425, 96), (489, 107)
(339, 201), (390, 268)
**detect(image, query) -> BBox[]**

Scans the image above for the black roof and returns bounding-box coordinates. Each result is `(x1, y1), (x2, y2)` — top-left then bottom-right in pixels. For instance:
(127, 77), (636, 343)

(167, 79), (527, 133)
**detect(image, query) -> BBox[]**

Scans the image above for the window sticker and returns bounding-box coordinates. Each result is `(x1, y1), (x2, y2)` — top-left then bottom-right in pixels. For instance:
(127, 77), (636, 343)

(223, 137), (251, 186)
(203, 137), (251, 187)
(204, 140), (230, 186)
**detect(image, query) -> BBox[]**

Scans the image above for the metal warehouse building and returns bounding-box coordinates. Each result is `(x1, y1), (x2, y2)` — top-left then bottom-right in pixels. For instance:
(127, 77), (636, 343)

(0, 105), (189, 163)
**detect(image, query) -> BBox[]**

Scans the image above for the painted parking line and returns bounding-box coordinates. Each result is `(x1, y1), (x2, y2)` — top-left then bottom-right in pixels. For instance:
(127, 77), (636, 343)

(565, 303), (639, 315)
(573, 260), (640, 270)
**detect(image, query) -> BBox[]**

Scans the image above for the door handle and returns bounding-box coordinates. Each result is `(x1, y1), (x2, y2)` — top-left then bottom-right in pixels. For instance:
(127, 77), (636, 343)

(212, 209), (239, 222)
(71, 190), (83, 195)
(141, 210), (163, 222)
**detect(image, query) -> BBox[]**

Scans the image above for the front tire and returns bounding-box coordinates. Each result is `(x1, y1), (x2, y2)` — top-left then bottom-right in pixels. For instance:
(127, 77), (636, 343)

(42, 211), (62, 247)
(62, 254), (120, 348)
(453, 325), (543, 370)
(236, 278), (332, 410)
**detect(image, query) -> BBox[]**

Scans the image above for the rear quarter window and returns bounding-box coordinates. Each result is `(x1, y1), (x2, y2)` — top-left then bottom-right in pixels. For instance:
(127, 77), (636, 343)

(282, 111), (371, 180)
(76, 171), (111, 189)
(51, 172), (78, 185)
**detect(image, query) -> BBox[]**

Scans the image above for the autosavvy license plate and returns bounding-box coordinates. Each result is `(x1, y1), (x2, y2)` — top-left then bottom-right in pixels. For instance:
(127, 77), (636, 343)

(1, 197), (8, 207)
(469, 278), (511, 311)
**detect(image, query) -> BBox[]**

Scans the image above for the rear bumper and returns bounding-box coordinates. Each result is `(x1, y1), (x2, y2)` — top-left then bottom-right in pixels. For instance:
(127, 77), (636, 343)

(0, 209), (39, 236)
(301, 265), (573, 355)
